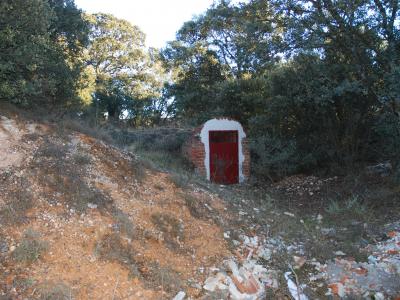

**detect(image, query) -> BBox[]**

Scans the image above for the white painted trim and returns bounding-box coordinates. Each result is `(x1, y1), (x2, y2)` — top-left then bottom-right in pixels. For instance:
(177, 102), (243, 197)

(199, 119), (246, 183)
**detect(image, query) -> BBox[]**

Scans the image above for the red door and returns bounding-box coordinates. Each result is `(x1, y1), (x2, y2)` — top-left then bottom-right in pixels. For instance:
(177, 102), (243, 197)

(209, 130), (239, 184)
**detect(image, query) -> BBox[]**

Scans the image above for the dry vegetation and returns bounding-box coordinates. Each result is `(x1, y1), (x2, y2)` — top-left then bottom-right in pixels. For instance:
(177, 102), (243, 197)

(0, 110), (399, 299)
(0, 112), (231, 299)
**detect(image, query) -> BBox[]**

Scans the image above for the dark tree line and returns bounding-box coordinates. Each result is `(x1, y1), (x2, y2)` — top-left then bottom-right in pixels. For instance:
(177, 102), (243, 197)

(1, 0), (399, 179)
(0, 0), (88, 106)
(0, 0), (167, 125)
(161, 0), (400, 178)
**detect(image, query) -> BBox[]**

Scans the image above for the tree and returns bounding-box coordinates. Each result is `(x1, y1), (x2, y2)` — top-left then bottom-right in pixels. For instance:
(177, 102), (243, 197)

(164, 0), (400, 178)
(162, 41), (227, 123)
(161, 0), (285, 123)
(0, 0), (88, 107)
(86, 13), (165, 123)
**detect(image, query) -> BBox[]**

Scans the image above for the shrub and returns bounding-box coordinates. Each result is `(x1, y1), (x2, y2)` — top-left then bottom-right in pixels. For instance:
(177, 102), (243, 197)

(72, 153), (91, 165)
(95, 233), (141, 278)
(58, 118), (114, 144)
(38, 282), (72, 300)
(141, 262), (183, 294)
(112, 209), (136, 239)
(151, 212), (184, 251)
(325, 196), (368, 217)
(250, 133), (301, 180)
(170, 173), (191, 188)
(39, 142), (68, 159)
(183, 193), (209, 220)
(13, 229), (48, 263)
(370, 112), (400, 172)
(123, 129), (191, 154)
(0, 179), (33, 225)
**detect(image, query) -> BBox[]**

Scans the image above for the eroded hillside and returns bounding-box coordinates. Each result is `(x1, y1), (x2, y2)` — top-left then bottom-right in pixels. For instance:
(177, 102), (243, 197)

(0, 112), (399, 300)
(0, 113), (232, 299)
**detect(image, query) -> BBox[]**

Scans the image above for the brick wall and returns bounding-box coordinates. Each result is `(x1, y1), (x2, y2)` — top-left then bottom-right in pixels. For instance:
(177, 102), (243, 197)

(182, 127), (207, 177)
(242, 138), (251, 179)
(183, 124), (250, 182)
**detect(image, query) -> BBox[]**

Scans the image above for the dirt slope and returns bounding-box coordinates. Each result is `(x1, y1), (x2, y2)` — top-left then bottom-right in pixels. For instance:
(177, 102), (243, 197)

(1, 112), (399, 300)
(0, 113), (230, 299)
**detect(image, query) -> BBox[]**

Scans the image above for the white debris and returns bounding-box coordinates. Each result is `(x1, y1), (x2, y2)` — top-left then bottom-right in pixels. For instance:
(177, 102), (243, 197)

(293, 256), (306, 269)
(284, 212), (295, 217)
(316, 214), (323, 223)
(284, 272), (309, 300)
(324, 230), (400, 298)
(203, 273), (228, 292)
(227, 260), (241, 279)
(257, 247), (271, 261)
(202, 233), (308, 299)
(172, 291), (186, 300)
(87, 203), (97, 209)
(204, 203), (213, 211)
(334, 251), (346, 256)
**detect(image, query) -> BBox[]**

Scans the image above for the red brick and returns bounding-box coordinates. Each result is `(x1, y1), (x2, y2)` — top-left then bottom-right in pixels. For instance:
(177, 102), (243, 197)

(183, 122), (250, 181)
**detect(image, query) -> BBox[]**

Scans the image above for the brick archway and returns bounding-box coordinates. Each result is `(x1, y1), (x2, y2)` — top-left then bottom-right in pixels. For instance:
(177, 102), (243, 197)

(183, 118), (250, 183)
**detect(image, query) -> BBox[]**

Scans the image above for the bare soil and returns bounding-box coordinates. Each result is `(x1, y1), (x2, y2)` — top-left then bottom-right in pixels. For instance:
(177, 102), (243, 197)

(0, 110), (399, 299)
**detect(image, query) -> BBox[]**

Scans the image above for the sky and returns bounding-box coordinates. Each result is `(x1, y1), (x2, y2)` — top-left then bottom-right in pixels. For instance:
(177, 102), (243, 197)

(74, 0), (216, 49)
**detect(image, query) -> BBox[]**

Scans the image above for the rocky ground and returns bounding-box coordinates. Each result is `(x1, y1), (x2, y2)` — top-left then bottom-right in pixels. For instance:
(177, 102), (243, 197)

(0, 111), (399, 299)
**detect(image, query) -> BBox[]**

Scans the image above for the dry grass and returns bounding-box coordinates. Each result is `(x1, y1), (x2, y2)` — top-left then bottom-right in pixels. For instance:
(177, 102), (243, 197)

(95, 233), (184, 297)
(183, 193), (210, 220)
(0, 177), (33, 226)
(37, 282), (73, 300)
(141, 262), (183, 295)
(112, 209), (136, 239)
(13, 229), (48, 263)
(32, 139), (113, 212)
(151, 212), (184, 251)
(95, 233), (141, 278)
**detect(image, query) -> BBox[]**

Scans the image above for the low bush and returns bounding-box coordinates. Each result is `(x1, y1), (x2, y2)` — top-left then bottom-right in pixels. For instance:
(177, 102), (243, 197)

(325, 196), (368, 216)
(123, 129), (191, 154)
(141, 262), (183, 294)
(250, 133), (301, 180)
(151, 212), (184, 251)
(72, 153), (91, 165)
(57, 118), (114, 144)
(112, 209), (136, 239)
(38, 282), (72, 300)
(13, 229), (48, 263)
(95, 233), (141, 278)
(170, 173), (191, 189)
(183, 193), (205, 219)
(0, 178), (33, 226)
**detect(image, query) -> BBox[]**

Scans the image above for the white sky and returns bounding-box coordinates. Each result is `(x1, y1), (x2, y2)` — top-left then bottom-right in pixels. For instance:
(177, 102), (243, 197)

(74, 0), (216, 48)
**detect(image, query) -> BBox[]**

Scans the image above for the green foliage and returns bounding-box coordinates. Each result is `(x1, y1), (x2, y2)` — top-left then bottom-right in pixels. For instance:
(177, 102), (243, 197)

(325, 196), (368, 217)
(250, 134), (300, 180)
(0, 0), (88, 107)
(162, 46), (227, 124)
(1, 0), (399, 179)
(86, 13), (166, 124)
(163, 0), (400, 179)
